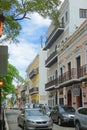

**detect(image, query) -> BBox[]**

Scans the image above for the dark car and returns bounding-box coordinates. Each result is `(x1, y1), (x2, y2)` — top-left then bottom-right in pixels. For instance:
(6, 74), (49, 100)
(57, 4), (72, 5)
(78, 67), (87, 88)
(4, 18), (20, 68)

(74, 107), (87, 130)
(41, 105), (51, 116)
(17, 108), (53, 130)
(50, 105), (75, 126)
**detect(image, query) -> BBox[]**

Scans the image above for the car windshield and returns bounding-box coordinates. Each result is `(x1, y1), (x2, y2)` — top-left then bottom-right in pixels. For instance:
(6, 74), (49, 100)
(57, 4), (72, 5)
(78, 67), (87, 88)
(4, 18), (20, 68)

(62, 106), (75, 112)
(26, 109), (44, 116)
(45, 106), (51, 112)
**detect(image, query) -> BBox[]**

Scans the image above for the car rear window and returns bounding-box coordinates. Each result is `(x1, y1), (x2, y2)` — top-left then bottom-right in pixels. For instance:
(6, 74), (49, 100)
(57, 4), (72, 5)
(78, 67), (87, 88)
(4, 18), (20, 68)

(78, 108), (87, 115)
(63, 106), (75, 112)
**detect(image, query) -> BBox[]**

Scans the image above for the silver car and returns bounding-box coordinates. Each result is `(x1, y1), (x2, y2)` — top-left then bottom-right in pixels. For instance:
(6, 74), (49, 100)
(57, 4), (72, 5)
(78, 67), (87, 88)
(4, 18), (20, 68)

(17, 108), (53, 130)
(74, 107), (87, 130)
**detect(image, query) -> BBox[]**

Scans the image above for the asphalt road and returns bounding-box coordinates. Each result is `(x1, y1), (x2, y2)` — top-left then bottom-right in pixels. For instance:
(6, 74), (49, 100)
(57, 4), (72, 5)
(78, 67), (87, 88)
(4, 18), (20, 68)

(5, 109), (75, 130)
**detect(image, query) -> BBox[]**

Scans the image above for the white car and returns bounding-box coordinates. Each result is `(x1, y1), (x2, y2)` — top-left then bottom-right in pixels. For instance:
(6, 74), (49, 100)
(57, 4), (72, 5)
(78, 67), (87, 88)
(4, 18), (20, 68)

(74, 107), (87, 130)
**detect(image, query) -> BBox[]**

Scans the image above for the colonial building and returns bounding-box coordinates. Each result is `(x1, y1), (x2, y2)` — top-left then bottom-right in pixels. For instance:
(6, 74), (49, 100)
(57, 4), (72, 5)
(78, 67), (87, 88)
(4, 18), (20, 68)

(57, 20), (87, 109)
(26, 50), (47, 105)
(27, 54), (39, 104)
(44, 0), (87, 108)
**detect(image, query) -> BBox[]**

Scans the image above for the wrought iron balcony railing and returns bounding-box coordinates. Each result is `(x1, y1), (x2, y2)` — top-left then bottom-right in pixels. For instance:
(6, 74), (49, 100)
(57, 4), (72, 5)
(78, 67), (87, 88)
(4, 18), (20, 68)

(44, 23), (64, 50)
(45, 64), (87, 90)
(45, 50), (57, 67)
(29, 68), (39, 79)
(29, 87), (39, 95)
(45, 78), (58, 90)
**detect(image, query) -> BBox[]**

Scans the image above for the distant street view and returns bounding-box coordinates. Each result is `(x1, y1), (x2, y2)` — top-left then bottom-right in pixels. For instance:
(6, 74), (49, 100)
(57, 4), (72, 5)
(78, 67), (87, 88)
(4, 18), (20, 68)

(1, 0), (87, 130)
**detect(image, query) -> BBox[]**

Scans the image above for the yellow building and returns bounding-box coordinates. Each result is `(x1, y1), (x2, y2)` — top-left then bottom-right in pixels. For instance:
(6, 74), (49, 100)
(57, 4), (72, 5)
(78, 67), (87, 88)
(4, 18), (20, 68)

(28, 55), (39, 104)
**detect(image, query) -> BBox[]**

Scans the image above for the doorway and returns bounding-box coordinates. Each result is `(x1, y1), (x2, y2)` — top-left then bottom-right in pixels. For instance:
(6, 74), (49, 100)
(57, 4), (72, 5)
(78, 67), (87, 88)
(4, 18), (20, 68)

(76, 88), (82, 108)
(67, 90), (72, 106)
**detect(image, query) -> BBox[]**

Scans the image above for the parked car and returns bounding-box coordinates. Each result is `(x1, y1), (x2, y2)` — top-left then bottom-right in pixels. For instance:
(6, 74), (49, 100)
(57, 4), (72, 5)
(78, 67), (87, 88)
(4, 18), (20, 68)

(17, 108), (53, 130)
(41, 105), (51, 116)
(74, 107), (87, 130)
(50, 105), (75, 126)
(20, 103), (39, 111)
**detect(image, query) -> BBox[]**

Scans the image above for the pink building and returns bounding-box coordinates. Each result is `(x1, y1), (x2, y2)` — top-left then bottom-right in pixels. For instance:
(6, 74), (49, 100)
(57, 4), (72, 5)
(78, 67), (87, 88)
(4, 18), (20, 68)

(56, 20), (87, 109)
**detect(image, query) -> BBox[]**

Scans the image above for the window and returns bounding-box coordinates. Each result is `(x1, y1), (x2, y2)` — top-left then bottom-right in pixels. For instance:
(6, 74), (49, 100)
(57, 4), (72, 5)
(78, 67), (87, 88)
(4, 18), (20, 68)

(80, 9), (87, 18)
(60, 67), (63, 76)
(65, 11), (68, 22)
(53, 75), (54, 80)
(55, 70), (58, 79)
(55, 45), (57, 51)
(78, 108), (87, 115)
(50, 77), (52, 81)
(61, 17), (64, 27)
(59, 98), (64, 105)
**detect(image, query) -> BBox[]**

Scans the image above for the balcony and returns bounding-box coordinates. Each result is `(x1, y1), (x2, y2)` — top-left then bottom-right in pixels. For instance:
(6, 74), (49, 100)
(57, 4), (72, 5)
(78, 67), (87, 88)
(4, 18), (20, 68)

(21, 90), (26, 101)
(29, 68), (39, 79)
(45, 51), (57, 67)
(45, 64), (87, 90)
(58, 68), (80, 88)
(45, 78), (58, 91)
(77, 64), (87, 80)
(44, 23), (64, 50)
(29, 87), (39, 95)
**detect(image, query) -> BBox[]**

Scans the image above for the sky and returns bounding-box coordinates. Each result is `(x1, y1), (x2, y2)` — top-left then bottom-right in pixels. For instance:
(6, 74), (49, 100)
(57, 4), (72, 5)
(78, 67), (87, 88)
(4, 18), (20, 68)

(7, 0), (64, 80)
(8, 13), (51, 79)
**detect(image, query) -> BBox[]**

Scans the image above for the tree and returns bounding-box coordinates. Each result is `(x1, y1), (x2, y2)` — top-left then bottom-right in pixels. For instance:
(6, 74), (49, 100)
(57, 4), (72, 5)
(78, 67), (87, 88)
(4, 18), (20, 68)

(0, 0), (61, 43)
(1, 63), (24, 100)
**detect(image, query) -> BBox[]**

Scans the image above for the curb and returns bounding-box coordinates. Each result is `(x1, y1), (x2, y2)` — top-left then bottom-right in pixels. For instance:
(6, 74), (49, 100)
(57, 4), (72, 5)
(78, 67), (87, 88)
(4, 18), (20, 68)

(4, 110), (9, 130)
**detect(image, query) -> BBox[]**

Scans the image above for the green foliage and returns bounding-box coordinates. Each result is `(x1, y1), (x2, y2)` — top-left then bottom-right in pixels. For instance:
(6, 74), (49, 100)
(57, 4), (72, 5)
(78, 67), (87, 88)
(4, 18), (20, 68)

(0, 0), (61, 43)
(1, 63), (24, 99)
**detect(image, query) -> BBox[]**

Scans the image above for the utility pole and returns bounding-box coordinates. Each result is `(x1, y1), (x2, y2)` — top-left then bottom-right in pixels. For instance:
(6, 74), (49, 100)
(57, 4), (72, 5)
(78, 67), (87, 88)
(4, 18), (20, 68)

(0, 80), (3, 130)
(0, 14), (8, 130)
(40, 35), (43, 48)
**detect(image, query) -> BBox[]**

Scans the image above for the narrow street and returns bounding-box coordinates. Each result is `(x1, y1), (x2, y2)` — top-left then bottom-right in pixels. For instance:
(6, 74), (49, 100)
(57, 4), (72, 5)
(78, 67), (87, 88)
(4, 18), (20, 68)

(5, 109), (75, 130)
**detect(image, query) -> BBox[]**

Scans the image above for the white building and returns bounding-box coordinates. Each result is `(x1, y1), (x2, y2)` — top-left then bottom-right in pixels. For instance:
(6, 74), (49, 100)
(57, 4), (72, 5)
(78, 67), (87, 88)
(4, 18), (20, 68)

(39, 49), (47, 105)
(44, 0), (87, 107)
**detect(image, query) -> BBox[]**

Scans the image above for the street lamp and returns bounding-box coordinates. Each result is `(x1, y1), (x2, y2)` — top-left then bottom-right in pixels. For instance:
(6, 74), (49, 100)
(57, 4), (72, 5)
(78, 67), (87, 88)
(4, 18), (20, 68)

(0, 14), (5, 37)
(0, 80), (3, 130)
(0, 14), (5, 130)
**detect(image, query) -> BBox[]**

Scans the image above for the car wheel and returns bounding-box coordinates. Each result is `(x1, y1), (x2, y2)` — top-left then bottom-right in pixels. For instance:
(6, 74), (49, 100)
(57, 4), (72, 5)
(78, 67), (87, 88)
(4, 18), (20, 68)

(75, 122), (81, 130)
(58, 117), (62, 126)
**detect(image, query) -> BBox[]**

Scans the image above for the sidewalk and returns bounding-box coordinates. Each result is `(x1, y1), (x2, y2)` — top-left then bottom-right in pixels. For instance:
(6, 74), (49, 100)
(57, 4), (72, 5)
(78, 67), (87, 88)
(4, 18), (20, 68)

(4, 109), (9, 130)
(4, 109), (21, 130)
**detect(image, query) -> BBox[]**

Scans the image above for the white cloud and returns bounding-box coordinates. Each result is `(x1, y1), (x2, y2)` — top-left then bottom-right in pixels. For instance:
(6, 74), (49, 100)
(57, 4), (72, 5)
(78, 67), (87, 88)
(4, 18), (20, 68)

(8, 14), (51, 79)
(8, 40), (40, 78)
(31, 13), (51, 27)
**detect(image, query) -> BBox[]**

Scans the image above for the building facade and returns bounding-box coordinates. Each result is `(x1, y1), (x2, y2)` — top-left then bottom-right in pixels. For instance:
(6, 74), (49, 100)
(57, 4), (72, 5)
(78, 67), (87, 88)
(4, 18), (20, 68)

(44, 0), (87, 108)
(26, 50), (47, 105)
(57, 20), (87, 109)
(27, 54), (39, 104)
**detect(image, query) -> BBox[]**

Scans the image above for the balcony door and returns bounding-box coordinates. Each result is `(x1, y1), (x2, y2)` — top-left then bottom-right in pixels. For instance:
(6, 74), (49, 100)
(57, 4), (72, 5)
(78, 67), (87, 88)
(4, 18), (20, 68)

(76, 56), (81, 78)
(68, 62), (71, 79)
(67, 90), (72, 106)
(55, 70), (58, 79)
(76, 88), (82, 108)
(60, 67), (63, 83)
